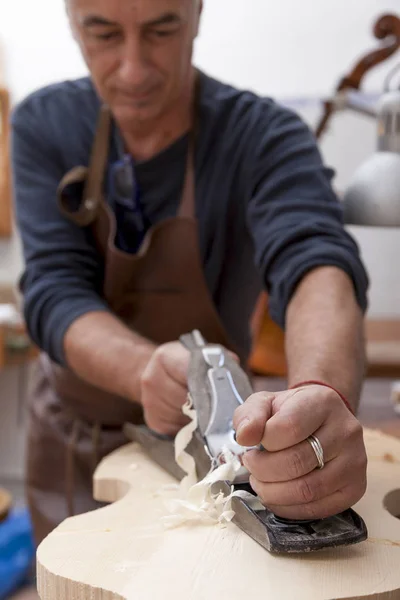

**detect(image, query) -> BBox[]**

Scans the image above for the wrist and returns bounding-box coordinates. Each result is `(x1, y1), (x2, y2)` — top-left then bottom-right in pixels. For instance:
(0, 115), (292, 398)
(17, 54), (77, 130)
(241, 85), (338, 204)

(289, 380), (354, 415)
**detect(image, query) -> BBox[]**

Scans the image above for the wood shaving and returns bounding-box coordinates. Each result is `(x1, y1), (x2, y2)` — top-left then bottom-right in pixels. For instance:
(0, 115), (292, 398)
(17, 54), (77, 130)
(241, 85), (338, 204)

(161, 397), (242, 529)
(173, 397), (200, 492)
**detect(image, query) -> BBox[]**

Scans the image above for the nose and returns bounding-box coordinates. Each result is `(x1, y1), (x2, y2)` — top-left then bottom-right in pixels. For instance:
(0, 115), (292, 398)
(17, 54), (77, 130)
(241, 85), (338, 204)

(118, 34), (150, 87)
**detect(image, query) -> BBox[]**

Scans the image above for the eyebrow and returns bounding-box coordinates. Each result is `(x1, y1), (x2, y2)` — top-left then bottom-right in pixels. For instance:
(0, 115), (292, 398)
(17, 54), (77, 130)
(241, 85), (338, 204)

(81, 16), (119, 28)
(145, 13), (182, 27)
(81, 12), (181, 29)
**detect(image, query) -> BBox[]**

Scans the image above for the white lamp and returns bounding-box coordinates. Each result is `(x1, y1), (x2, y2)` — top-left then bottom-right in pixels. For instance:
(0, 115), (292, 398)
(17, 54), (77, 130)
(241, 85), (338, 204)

(342, 89), (400, 227)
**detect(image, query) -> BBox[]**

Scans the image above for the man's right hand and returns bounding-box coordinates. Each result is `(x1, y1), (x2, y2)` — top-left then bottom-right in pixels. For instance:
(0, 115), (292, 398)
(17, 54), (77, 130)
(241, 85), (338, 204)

(140, 342), (191, 436)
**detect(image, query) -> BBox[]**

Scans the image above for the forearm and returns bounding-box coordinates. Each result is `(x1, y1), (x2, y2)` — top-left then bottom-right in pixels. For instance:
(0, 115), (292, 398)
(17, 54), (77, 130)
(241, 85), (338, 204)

(285, 266), (366, 412)
(64, 311), (156, 403)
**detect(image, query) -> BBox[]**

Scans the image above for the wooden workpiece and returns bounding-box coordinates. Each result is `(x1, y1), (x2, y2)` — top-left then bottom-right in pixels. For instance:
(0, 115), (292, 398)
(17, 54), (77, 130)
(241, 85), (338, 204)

(37, 428), (400, 600)
(0, 487), (11, 522)
(0, 86), (12, 238)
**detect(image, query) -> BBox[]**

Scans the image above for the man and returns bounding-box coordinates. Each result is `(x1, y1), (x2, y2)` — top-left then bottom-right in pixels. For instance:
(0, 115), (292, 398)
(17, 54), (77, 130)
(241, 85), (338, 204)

(11, 0), (369, 547)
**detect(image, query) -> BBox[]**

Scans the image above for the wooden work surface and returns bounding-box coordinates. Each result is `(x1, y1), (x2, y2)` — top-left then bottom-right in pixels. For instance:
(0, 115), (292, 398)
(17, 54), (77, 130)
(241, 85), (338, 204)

(0, 286), (39, 370)
(36, 378), (400, 600)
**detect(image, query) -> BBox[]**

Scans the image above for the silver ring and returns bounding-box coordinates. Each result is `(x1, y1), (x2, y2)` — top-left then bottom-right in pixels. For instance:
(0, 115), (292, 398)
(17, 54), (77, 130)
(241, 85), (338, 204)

(307, 434), (325, 469)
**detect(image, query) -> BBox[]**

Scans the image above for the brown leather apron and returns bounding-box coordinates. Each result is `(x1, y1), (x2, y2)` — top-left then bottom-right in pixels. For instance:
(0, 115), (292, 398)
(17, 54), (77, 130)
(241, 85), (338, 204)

(27, 104), (240, 546)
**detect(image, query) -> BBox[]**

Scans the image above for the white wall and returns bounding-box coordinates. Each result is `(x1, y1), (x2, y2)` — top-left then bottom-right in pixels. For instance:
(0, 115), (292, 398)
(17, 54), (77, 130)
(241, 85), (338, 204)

(0, 0), (399, 316)
(197, 0), (400, 98)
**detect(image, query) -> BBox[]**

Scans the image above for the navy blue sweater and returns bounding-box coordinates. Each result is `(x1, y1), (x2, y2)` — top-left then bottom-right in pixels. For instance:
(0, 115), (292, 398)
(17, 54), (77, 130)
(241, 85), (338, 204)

(10, 71), (369, 365)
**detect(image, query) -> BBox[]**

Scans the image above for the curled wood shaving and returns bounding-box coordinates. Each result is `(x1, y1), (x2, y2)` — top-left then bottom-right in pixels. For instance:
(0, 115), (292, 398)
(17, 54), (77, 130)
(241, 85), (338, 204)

(161, 397), (242, 529)
(173, 397), (199, 492)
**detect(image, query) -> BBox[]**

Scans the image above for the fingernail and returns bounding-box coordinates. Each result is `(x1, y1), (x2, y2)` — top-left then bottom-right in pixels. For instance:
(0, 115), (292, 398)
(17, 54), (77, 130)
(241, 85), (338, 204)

(236, 418), (250, 437)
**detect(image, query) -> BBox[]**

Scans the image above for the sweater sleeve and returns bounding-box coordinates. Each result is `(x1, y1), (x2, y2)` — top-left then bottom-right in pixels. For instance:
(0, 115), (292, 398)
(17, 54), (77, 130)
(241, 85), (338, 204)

(246, 102), (369, 329)
(11, 97), (111, 365)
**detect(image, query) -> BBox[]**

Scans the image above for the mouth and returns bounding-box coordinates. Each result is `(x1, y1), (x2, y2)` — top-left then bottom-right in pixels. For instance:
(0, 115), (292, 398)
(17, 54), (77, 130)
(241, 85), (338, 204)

(116, 87), (159, 105)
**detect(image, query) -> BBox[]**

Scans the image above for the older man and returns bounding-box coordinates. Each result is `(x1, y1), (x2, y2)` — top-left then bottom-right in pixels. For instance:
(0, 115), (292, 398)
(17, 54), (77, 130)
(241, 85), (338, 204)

(11, 0), (369, 546)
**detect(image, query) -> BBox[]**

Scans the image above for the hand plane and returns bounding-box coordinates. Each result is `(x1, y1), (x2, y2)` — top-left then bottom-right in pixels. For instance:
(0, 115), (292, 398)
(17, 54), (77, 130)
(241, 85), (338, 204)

(124, 330), (368, 553)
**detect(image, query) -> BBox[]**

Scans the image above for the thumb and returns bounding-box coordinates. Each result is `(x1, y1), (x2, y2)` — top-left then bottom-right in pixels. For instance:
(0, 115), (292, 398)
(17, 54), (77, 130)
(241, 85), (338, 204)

(233, 392), (275, 447)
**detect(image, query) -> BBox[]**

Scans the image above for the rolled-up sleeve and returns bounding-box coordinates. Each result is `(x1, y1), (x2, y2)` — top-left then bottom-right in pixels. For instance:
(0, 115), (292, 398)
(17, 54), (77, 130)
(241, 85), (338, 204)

(246, 103), (369, 328)
(11, 98), (110, 365)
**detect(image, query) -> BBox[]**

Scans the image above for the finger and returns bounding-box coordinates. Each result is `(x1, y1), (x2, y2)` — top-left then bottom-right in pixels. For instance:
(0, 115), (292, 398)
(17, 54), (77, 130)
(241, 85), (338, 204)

(262, 387), (332, 451)
(233, 392), (275, 447)
(265, 482), (367, 521)
(142, 367), (188, 412)
(158, 379), (188, 411)
(242, 420), (343, 483)
(141, 377), (189, 427)
(143, 398), (188, 424)
(158, 343), (191, 386)
(249, 452), (361, 508)
(144, 410), (190, 436)
(146, 418), (189, 437)
(227, 350), (240, 363)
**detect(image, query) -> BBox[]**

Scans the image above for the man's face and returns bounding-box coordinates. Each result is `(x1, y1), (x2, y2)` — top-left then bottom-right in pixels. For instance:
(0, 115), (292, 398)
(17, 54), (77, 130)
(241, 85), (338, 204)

(68, 0), (202, 125)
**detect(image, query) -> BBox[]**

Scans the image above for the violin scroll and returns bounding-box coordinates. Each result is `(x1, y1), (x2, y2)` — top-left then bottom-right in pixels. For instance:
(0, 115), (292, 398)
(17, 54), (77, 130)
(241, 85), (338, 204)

(315, 13), (400, 139)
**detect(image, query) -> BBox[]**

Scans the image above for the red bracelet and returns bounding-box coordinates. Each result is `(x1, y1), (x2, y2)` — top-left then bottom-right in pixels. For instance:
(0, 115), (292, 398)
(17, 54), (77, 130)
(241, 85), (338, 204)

(289, 380), (354, 414)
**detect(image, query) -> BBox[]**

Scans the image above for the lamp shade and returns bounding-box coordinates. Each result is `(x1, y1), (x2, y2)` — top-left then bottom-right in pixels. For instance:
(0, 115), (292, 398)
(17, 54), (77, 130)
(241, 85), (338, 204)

(342, 89), (400, 227)
(343, 152), (400, 227)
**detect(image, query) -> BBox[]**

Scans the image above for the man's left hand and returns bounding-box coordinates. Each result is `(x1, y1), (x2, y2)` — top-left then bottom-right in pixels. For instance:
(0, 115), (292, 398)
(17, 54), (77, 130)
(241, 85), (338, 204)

(233, 384), (367, 520)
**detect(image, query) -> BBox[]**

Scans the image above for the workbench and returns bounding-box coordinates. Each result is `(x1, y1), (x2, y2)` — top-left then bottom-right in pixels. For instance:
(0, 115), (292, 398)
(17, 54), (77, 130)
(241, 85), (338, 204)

(0, 286), (38, 372)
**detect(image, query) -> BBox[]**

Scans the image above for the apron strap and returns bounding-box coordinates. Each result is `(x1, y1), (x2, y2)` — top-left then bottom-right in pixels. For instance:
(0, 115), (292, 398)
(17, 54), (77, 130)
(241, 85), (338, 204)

(177, 70), (201, 219)
(58, 105), (112, 227)
(83, 105), (112, 216)
(177, 141), (195, 219)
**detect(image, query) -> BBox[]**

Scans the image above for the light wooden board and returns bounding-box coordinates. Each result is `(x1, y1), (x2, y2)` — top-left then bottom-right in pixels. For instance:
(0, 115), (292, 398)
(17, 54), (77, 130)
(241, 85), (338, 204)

(0, 87), (12, 237)
(37, 429), (400, 600)
(0, 487), (12, 521)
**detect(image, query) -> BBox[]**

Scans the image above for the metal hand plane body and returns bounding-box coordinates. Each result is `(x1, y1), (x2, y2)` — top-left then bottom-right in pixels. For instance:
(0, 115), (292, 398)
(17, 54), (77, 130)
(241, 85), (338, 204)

(124, 330), (367, 554)
(181, 332), (257, 484)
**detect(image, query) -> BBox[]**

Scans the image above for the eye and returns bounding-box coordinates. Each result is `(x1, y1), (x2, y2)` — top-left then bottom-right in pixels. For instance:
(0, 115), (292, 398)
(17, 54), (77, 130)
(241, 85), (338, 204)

(94, 30), (121, 42)
(152, 28), (177, 38)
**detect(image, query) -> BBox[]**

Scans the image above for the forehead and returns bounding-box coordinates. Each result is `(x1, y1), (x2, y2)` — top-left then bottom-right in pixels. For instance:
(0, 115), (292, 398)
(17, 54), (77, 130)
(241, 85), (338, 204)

(69, 0), (193, 23)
